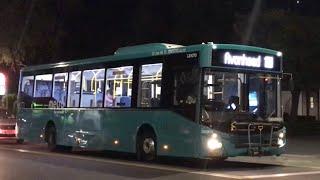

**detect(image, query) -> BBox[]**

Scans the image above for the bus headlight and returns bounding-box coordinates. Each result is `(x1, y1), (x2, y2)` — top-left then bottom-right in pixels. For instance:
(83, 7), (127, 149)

(277, 138), (285, 148)
(277, 129), (286, 148)
(207, 133), (222, 150)
(279, 132), (284, 139)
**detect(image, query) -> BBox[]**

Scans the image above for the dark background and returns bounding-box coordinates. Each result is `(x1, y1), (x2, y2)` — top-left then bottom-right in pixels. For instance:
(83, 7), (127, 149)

(1, 0), (318, 65)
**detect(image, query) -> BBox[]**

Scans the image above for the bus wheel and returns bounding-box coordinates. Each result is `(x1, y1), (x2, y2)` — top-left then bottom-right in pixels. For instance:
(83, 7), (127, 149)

(16, 139), (24, 144)
(137, 132), (157, 161)
(47, 126), (57, 151)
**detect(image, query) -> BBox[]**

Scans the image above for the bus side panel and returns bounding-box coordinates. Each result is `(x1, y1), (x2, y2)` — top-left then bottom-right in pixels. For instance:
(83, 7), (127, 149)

(18, 108), (56, 143)
(153, 111), (199, 158)
(59, 109), (200, 158)
(60, 109), (138, 151)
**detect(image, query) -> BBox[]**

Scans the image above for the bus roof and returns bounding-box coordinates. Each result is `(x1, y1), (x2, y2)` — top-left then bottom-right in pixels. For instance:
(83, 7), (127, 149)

(21, 42), (281, 72)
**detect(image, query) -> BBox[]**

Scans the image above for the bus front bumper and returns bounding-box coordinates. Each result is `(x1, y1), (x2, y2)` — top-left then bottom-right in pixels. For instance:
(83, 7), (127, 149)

(203, 143), (285, 159)
(200, 130), (286, 159)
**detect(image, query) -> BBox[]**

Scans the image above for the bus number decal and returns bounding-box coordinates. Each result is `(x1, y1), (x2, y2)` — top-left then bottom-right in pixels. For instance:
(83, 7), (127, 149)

(187, 53), (197, 59)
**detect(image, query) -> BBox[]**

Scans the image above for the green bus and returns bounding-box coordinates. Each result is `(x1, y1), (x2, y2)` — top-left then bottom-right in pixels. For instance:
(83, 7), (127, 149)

(17, 42), (286, 161)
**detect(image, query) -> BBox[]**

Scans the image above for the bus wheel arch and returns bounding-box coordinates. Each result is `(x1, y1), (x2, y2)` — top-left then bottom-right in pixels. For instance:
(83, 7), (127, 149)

(136, 124), (157, 161)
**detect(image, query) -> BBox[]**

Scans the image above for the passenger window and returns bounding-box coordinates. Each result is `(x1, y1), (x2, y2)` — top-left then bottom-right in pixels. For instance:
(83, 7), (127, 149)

(81, 68), (105, 107)
(105, 66), (133, 107)
(53, 73), (68, 107)
(34, 74), (53, 97)
(21, 76), (34, 97)
(67, 71), (81, 107)
(20, 76), (34, 108)
(138, 63), (162, 107)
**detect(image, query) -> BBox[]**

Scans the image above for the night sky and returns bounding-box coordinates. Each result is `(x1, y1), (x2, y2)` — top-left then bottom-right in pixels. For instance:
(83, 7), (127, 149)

(0, 0), (318, 64)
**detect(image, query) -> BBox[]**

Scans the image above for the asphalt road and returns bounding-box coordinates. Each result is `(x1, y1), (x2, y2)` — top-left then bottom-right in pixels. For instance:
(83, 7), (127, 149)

(0, 140), (319, 180)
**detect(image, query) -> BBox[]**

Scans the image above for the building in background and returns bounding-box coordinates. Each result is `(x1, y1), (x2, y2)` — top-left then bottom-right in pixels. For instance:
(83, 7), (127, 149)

(282, 90), (320, 121)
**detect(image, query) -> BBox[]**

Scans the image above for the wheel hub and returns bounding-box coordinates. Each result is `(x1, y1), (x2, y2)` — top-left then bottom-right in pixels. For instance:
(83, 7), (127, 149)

(143, 138), (155, 154)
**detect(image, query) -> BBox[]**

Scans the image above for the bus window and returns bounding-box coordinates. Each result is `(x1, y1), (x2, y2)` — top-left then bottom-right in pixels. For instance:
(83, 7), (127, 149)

(67, 71), (81, 107)
(34, 74), (53, 97)
(81, 69), (105, 107)
(171, 67), (199, 121)
(248, 75), (277, 117)
(20, 76), (34, 108)
(174, 68), (199, 106)
(53, 73), (68, 107)
(105, 66), (133, 107)
(21, 76), (34, 97)
(138, 63), (162, 107)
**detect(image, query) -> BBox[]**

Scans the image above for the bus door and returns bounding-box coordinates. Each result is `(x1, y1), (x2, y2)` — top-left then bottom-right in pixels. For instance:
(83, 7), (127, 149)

(162, 53), (199, 121)
(160, 53), (199, 156)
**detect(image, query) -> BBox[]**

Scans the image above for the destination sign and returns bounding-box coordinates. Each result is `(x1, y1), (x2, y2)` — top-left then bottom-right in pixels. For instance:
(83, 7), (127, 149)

(212, 50), (282, 72)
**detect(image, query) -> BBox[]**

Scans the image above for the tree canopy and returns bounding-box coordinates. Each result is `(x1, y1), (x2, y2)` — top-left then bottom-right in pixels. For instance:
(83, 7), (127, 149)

(235, 10), (320, 120)
(235, 10), (320, 89)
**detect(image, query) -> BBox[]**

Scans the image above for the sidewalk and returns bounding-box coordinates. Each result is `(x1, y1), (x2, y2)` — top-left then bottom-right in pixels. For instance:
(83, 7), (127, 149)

(228, 135), (320, 169)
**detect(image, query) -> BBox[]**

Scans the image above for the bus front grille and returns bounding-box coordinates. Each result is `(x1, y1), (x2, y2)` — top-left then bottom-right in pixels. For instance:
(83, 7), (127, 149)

(231, 121), (281, 149)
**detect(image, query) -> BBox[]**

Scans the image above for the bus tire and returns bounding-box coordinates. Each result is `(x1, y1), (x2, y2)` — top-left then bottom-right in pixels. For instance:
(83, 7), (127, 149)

(137, 131), (157, 161)
(47, 126), (57, 152)
(16, 139), (24, 144)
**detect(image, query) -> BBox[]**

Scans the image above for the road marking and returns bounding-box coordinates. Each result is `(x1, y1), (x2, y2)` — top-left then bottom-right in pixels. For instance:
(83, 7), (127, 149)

(243, 171), (320, 179)
(283, 154), (316, 158)
(228, 155), (320, 170)
(0, 146), (320, 179)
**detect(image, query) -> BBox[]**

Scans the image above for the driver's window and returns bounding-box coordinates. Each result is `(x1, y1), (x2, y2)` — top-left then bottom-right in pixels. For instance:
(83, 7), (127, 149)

(173, 68), (199, 106)
(171, 67), (199, 121)
(203, 71), (242, 111)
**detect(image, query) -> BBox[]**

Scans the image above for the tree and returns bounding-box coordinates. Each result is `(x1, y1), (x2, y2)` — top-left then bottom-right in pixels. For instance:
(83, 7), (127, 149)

(0, 0), (66, 93)
(235, 10), (320, 121)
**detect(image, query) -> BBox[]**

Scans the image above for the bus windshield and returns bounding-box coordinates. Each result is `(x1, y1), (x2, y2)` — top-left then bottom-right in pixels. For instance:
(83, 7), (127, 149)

(201, 68), (279, 128)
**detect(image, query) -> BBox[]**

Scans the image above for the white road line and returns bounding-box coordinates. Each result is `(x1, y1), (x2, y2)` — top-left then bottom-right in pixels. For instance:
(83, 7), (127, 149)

(282, 154), (318, 158)
(228, 156), (320, 170)
(1, 146), (320, 179)
(243, 171), (320, 179)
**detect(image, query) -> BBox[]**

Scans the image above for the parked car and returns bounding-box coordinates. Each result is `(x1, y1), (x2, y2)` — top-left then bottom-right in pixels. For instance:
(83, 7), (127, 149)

(0, 108), (23, 144)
